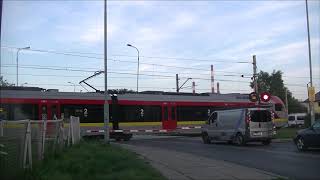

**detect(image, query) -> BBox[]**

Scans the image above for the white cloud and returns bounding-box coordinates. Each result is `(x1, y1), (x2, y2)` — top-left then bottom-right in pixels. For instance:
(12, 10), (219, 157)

(80, 26), (104, 44)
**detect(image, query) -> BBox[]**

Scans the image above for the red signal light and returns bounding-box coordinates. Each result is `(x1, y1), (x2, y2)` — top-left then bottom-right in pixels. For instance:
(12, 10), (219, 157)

(260, 92), (271, 102)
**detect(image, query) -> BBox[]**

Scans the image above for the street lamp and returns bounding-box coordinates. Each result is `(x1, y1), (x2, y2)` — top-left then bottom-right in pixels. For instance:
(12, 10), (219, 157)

(68, 82), (76, 92)
(127, 44), (140, 93)
(16, 46), (30, 86)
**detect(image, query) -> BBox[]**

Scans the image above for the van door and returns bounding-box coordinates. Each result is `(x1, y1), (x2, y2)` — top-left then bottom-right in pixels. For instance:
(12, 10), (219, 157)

(249, 109), (273, 138)
(207, 112), (219, 138)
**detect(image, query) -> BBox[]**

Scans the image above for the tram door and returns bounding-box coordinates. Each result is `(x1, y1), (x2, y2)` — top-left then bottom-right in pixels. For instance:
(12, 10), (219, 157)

(162, 103), (177, 130)
(39, 101), (60, 120)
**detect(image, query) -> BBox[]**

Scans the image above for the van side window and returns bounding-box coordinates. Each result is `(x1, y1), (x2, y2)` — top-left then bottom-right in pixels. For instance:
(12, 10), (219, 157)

(209, 112), (217, 124)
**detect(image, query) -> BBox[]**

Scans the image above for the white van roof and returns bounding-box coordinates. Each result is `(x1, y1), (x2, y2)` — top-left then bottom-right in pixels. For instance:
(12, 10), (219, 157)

(288, 113), (307, 116)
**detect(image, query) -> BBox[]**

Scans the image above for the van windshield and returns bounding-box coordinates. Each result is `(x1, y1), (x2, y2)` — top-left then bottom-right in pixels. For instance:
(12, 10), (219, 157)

(250, 110), (271, 122)
(288, 116), (295, 121)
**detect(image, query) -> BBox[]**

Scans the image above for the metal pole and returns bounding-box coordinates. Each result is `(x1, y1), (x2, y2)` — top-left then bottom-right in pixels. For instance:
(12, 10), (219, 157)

(137, 50), (139, 93)
(176, 74), (179, 93)
(305, 0), (315, 125)
(253, 55), (260, 104)
(0, 0), (2, 78)
(16, 49), (20, 86)
(285, 89), (288, 113)
(104, 0), (110, 143)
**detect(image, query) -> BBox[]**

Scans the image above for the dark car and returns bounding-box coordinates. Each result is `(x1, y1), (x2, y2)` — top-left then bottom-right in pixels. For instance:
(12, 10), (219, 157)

(294, 120), (320, 151)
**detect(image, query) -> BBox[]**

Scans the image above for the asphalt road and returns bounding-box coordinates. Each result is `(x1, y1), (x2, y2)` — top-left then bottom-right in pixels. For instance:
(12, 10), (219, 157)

(123, 136), (320, 180)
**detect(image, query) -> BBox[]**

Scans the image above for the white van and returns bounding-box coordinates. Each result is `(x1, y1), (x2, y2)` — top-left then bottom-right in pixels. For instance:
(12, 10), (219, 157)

(288, 113), (306, 127)
(201, 108), (274, 145)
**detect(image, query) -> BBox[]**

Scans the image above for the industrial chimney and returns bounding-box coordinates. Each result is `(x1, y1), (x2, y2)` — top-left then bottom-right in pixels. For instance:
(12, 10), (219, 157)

(211, 65), (214, 93)
(192, 81), (195, 94)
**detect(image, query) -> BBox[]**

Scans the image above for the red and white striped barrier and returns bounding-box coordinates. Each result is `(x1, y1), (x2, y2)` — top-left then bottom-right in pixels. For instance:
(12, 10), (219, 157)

(85, 126), (203, 134)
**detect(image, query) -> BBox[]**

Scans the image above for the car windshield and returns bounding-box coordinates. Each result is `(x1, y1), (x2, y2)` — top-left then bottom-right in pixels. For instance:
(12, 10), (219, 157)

(313, 121), (320, 129)
(250, 110), (272, 122)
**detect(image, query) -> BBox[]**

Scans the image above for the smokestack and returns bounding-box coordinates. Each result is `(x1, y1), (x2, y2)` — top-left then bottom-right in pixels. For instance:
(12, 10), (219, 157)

(217, 82), (220, 94)
(192, 81), (195, 94)
(211, 65), (214, 93)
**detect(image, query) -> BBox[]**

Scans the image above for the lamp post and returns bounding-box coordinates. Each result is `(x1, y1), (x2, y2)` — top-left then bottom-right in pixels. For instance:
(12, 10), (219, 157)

(127, 44), (140, 93)
(16, 46), (30, 86)
(68, 82), (76, 92)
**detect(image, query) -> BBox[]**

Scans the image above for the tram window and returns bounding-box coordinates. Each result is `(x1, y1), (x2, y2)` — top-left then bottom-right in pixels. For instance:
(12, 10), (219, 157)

(52, 105), (58, 120)
(178, 106), (209, 121)
(0, 105), (10, 120)
(164, 107), (168, 120)
(275, 104), (283, 111)
(171, 107), (176, 120)
(13, 104), (38, 120)
(61, 104), (103, 123)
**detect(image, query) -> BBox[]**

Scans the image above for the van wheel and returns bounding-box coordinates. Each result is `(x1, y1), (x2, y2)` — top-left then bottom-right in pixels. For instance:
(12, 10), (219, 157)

(234, 133), (245, 146)
(262, 139), (271, 145)
(202, 132), (211, 144)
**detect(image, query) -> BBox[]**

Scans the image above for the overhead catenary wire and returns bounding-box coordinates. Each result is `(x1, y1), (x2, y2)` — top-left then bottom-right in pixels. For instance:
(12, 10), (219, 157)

(3, 64), (318, 88)
(3, 46), (318, 79)
(1, 45), (251, 64)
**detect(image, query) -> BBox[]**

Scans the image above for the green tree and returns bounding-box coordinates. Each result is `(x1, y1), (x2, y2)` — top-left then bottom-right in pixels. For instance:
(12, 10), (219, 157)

(251, 70), (307, 113)
(0, 76), (14, 87)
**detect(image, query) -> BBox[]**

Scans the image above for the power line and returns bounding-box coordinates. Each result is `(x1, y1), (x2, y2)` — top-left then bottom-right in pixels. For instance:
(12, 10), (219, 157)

(3, 64), (318, 88)
(2, 46), (318, 79)
(2, 72), (173, 80)
(2, 63), (253, 77)
(1, 46), (253, 75)
(1, 45), (251, 64)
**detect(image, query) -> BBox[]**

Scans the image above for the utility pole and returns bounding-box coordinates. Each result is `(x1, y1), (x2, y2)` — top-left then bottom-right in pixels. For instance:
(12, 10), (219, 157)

(305, 0), (315, 125)
(285, 89), (288, 113)
(104, 0), (110, 143)
(0, 0), (2, 77)
(252, 55), (259, 104)
(176, 74), (179, 93)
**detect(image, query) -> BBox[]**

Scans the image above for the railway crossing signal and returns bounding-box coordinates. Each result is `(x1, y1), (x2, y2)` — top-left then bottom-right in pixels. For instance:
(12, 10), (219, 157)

(249, 92), (258, 102)
(249, 92), (271, 103)
(260, 92), (271, 102)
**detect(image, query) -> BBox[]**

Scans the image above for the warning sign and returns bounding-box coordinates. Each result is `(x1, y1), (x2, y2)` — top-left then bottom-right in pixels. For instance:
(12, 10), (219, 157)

(308, 86), (315, 102)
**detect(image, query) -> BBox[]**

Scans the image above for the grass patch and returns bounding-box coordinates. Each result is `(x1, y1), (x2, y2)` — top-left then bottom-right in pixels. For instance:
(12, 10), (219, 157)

(26, 141), (165, 180)
(274, 127), (304, 139)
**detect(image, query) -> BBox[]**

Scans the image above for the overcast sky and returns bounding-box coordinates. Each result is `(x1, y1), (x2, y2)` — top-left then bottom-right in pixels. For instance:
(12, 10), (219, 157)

(1, 0), (319, 100)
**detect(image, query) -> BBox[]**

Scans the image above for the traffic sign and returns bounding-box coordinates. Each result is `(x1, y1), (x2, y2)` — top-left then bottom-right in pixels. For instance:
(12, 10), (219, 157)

(308, 86), (315, 102)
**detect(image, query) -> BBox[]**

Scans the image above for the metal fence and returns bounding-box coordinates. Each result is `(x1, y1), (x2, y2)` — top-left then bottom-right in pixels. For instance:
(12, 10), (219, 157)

(0, 116), (80, 178)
